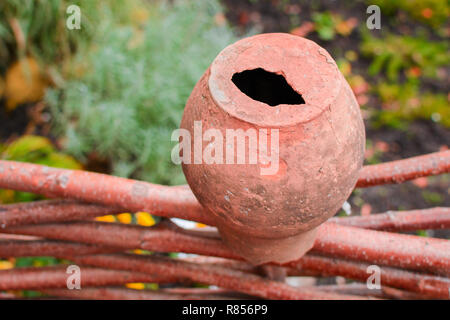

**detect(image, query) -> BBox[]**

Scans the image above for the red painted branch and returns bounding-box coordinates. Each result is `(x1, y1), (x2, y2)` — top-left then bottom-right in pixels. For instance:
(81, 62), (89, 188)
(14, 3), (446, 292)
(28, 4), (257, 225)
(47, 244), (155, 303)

(0, 265), (183, 290)
(1, 239), (447, 298)
(288, 254), (450, 299)
(356, 150), (450, 187)
(0, 239), (304, 280)
(331, 207), (450, 231)
(71, 253), (363, 300)
(160, 287), (254, 299)
(0, 160), (212, 225)
(307, 283), (425, 300)
(180, 256), (262, 274)
(2, 220), (450, 276)
(0, 153), (448, 227)
(2, 221), (238, 259)
(41, 287), (243, 300)
(0, 239), (117, 257)
(314, 223), (450, 276)
(0, 199), (121, 228)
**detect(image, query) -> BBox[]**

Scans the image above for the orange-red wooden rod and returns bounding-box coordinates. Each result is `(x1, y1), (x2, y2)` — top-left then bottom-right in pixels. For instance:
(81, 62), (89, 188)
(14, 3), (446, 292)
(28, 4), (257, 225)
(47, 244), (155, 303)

(0, 152), (448, 225)
(0, 265), (183, 290)
(41, 287), (229, 300)
(1, 239), (447, 298)
(0, 160), (212, 225)
(2, 199), (448, 232)
(3, 220), (450, 275)
(0, 199), (119, 228)
(330, 207), (450, 231)
(289, 255), (450, 299)
(356, 150), (450, 187)
(70, 253), (363, 300)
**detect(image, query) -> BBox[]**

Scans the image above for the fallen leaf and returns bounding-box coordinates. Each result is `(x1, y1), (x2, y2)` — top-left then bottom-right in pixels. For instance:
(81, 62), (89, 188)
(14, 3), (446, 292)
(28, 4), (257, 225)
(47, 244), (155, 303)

(348, 75), (369, 96)
(238, 11), (249, 26)
(2, 135), (54, 161)
(375, 141), (389, 152)
(356, 94), (369, 106)
(412, 177), (428, 188)
(361, 203), (372, 216)
(338, 60), (352, 77)
(335, 17), (358, 36)
(0, 76), (4, 98)
(131, 7), (149, 25)
(290, 22), (315, 37)
(407, 66), (421, 78)
(214, 13), (227, 26)
(345, 50), (358, 62)
(421, 8), (433, 19)
(4, 57), (47, 111)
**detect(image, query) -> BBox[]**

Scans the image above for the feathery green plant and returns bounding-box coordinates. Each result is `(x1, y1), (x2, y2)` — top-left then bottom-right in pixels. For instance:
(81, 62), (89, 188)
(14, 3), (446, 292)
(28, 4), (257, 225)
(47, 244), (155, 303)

(47, 0), (238, 185)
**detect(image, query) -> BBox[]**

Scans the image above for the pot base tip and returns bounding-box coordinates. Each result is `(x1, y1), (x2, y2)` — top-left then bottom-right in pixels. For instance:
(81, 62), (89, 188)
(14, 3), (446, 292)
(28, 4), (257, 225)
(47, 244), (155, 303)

(219, 225), (319, 265)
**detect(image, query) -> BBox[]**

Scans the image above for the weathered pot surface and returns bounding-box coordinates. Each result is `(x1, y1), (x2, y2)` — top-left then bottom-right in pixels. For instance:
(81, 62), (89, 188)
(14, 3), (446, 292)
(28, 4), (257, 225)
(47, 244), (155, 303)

(180, 33), (365, 264)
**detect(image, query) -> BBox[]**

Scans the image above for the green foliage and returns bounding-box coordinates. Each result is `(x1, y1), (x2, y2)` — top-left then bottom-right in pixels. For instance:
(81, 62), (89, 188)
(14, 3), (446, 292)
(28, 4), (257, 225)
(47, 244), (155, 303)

(416, 230), (428, 237)
(370, 0), (449, 29)
(421, 190), (443, 205)
(14, 256), (61, 268)
(47, 0), (238, 185)
(373, 82), (449, 129)
(364, 139), (382, 164)
(312, 12), (335, 40)
(0, 135), (82, 203)
(361, 32), (449, 81)
(0, 0), (142, 70)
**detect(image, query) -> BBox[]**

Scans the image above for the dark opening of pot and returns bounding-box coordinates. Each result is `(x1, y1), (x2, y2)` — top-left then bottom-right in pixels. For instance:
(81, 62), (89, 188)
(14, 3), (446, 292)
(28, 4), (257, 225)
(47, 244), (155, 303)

(231, 68), (305, 107)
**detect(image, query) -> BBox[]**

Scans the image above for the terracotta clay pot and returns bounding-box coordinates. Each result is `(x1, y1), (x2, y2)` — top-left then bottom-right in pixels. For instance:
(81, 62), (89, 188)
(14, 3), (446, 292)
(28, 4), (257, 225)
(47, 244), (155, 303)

(180, 33), (365, 264)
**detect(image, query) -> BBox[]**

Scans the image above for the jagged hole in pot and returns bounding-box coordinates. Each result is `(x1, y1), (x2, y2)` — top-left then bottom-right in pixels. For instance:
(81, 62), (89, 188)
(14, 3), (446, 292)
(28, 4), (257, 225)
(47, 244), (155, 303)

(232, 68), (305, 107)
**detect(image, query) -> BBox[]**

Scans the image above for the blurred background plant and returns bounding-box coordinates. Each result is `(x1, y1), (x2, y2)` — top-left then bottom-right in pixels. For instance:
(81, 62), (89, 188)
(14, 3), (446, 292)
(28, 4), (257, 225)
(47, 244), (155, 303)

(370, 0), (449, 30)
(361, 32), (449, 81)
(0, 0), (132, 69)
(0, 135), (81, 203)
(47, 0), (238, 185)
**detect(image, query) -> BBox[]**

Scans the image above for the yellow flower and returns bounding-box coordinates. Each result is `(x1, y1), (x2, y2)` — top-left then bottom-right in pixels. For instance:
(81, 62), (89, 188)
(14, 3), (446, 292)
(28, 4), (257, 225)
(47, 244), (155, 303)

(126, 283), (145, 290)
(116, 213), (132, 224)
(196, 223), (207, 228)
(0, 260), (14, 270)
(95, 215), (116, 223)
(136, 212), (155, 227)
(32, 260), (43, 267)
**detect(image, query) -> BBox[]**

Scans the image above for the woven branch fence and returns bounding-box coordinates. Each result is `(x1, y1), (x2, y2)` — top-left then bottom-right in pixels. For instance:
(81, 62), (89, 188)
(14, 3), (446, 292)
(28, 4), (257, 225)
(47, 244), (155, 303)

(0, 150), (449, 300)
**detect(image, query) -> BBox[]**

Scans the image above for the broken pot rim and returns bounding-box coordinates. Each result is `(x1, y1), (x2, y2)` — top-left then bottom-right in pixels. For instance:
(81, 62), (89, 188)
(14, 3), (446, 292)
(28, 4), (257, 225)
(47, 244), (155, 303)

(208, 33), (343, 128)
